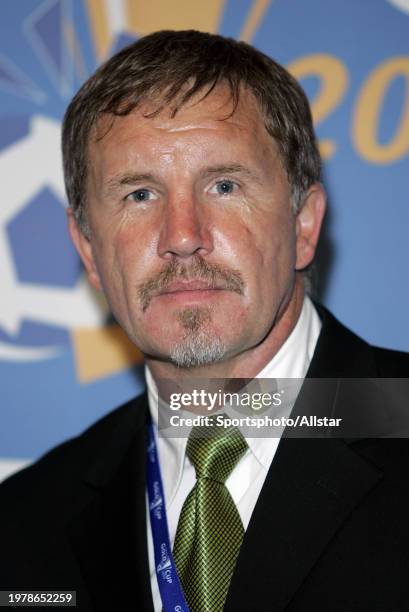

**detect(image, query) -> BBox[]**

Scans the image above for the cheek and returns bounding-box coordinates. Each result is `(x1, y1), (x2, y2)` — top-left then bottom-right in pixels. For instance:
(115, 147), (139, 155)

(101, 221), (156, 284)
(251, 217), (297, 289)
(89, 228), (134, 312)
(214, 215), (279, 285)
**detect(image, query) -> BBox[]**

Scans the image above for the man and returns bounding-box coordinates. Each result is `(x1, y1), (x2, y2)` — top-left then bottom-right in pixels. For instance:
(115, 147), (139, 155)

(1, 30), (408, 611)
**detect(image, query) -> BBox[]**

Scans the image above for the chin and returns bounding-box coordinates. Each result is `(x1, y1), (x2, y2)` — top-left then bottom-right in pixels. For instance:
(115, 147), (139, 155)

(168, 331), (227, 368)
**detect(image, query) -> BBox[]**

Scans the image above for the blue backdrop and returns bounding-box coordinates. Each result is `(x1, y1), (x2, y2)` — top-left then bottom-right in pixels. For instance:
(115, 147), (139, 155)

(1, 0), (408, 480)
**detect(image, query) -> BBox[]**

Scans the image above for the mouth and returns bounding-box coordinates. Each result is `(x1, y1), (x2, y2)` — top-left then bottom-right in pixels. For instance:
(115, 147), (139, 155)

(154, 280), (226, 303)
(161, 280), (224, 294)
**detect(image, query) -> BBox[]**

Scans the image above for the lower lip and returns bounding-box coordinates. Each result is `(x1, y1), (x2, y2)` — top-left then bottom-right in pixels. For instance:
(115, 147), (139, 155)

(157, 289), (225, 303)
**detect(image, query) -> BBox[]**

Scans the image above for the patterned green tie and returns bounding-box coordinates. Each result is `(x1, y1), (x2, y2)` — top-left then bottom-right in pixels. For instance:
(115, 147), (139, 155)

(173, 422), (248, 612)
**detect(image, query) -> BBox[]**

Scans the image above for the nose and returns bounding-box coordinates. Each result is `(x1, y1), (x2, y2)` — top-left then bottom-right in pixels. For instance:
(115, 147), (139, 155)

(157, 193), (213, 260)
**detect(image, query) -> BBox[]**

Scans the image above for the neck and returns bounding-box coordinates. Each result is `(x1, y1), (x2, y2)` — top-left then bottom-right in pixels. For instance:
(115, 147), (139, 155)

(147, 275), (305, 384)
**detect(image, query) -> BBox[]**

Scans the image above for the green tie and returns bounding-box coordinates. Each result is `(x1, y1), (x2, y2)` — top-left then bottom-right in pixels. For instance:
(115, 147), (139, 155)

(173, 422), (248, 612)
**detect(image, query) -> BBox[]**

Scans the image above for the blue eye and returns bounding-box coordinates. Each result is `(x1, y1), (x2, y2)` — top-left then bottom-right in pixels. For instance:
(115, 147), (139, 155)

(216, 180), (235, 195)
(129, 189), (152, 201)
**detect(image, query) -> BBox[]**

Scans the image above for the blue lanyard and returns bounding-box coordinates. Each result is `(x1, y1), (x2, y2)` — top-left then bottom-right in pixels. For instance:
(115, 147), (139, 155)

(146, 422), (190, 612)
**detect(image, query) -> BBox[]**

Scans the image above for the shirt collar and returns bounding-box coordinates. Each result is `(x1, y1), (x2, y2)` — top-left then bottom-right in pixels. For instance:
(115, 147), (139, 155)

(247, 295), (322, 468)
(145, 295), (322, 500)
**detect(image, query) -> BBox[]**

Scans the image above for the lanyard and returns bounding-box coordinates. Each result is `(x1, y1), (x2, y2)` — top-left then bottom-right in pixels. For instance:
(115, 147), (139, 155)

(146, 422), (190, 612)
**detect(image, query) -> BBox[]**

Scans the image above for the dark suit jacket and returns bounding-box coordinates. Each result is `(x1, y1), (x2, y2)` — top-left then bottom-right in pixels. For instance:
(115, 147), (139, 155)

(1, 306), (409, 611)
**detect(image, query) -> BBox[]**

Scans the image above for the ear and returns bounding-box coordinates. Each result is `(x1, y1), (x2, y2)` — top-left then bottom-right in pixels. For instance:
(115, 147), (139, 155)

(67, 208), (103, 291)
(295, 183), (326, 270)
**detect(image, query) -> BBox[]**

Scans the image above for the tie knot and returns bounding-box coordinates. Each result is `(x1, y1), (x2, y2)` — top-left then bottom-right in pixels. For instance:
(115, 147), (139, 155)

(186, 421), (248, 483)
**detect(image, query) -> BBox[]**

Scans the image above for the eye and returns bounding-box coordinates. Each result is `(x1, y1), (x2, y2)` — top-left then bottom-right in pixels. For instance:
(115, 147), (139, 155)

(210, 179), (238, 196)
(126, 189), (158, 202)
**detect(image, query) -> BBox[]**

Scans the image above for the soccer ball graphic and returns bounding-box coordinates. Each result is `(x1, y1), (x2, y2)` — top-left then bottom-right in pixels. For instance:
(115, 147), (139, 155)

(0, 114), (107, 362)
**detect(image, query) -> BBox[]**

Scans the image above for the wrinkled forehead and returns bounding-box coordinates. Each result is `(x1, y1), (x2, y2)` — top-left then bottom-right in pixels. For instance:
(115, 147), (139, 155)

(92, 83), (270, 140)
(88, 84), (280, 169)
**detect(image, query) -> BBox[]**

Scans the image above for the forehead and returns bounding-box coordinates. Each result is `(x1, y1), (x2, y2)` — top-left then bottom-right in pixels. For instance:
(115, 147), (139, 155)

(89, 85), (280, 171)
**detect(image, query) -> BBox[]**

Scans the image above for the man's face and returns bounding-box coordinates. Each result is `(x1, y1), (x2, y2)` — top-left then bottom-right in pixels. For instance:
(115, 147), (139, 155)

(70, 86), (323, 368)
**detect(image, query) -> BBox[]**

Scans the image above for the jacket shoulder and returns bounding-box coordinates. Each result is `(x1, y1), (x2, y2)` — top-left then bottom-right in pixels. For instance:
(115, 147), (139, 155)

(312, 302), (409, 377)
(372, 346), (409, 376)
(0, 393), (147, 506)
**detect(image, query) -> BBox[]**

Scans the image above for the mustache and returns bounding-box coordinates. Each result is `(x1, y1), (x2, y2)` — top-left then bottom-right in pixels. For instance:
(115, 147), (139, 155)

(138, 255), (245, 312)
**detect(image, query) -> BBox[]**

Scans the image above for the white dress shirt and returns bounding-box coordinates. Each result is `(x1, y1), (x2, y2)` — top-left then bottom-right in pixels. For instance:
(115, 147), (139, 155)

(145, 296), (321, 610)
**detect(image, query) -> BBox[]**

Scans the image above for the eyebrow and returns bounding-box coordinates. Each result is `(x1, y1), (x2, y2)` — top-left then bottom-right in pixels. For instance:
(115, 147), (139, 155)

(201, 163), (261, 182)
(104, 173), (156, 193)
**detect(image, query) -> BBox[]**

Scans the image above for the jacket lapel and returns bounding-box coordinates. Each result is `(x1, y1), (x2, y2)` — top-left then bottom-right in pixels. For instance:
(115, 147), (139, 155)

(67, 394), (154, 612)
(225, 437), (382, 611)
(307, 303), (378, 378)
(226, 305), (383, 611)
